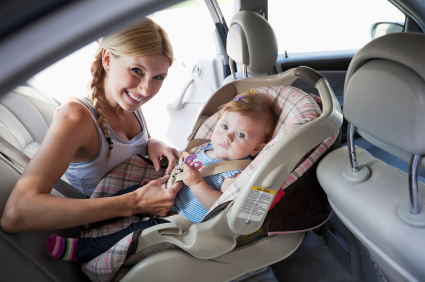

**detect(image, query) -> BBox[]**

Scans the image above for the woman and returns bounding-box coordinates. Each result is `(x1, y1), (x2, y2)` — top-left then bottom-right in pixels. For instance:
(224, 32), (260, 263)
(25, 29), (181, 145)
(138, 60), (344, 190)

(1, 18), (182, 233)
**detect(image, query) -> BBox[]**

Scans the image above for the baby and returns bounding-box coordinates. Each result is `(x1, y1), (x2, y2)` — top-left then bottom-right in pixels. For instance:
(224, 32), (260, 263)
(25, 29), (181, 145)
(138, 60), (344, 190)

(47, 90), (278, 262)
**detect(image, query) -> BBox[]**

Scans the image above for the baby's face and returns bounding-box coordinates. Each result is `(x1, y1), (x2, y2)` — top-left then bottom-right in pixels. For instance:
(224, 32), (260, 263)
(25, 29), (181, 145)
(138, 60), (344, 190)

(209, 111), (266, 161)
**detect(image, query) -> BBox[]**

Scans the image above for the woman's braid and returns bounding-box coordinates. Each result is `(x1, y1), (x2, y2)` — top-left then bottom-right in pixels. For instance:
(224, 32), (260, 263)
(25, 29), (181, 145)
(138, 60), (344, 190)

(90, 53), (113, 150)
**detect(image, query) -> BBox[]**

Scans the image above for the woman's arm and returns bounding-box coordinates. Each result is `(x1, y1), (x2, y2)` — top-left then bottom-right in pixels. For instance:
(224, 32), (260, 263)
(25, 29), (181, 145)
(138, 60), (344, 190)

(1, 103), (181, 233)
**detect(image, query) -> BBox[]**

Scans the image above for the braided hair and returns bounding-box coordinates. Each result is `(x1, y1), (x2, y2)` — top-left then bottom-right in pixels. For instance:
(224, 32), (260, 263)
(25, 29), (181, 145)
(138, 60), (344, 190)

(90, 52), (113, 150)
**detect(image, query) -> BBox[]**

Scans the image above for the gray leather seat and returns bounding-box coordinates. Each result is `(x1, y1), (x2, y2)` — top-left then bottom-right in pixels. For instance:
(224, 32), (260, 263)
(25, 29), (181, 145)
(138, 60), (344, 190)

(0, 86), (89, 281)
(222, 10), (278, 85)
(0, 86), (55, 159)
(317, 32), (425, 282)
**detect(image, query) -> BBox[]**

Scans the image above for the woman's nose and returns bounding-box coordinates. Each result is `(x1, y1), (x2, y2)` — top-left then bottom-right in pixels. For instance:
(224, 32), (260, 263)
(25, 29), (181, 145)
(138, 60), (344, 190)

(137, 79), (151, 97)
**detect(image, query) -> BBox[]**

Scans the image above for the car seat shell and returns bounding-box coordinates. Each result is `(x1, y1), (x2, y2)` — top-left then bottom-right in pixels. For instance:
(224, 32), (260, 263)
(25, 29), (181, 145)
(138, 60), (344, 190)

(96, 67), (342, 281)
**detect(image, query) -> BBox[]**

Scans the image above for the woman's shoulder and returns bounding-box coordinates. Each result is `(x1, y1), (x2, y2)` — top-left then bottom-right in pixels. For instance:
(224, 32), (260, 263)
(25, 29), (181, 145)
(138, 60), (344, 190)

(55, 96), (94, 126)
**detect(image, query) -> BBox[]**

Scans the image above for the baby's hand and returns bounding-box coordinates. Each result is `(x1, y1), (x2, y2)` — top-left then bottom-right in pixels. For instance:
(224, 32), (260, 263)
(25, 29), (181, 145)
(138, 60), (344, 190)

(182, 163), (203, 187)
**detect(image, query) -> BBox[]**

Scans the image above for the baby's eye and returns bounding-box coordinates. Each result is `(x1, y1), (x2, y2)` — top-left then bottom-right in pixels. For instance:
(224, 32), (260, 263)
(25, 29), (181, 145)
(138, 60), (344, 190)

(237, 132), (245, 138)
(222, 124), (228, 130)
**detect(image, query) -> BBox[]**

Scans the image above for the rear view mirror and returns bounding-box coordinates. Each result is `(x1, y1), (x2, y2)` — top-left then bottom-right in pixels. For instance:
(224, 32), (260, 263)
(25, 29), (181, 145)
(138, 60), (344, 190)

(370, 22), (404, 40)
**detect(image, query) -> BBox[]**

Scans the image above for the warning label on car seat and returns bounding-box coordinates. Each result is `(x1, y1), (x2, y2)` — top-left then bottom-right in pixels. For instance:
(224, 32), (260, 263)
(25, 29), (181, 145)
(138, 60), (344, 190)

(237, 187), (275, 222)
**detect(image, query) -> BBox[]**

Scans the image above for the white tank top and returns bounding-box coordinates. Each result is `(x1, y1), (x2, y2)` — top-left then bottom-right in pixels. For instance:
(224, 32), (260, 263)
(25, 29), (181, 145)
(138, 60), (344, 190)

(56, 97), (148, 196)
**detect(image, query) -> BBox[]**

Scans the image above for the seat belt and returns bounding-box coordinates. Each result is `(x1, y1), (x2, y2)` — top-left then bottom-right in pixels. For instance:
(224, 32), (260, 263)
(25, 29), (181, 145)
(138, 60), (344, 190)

(0, 136), (89, 199)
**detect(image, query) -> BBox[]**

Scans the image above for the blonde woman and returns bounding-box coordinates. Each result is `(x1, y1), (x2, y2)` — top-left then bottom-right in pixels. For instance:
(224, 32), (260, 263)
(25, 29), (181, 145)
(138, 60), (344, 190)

(1, 19), (182, 233)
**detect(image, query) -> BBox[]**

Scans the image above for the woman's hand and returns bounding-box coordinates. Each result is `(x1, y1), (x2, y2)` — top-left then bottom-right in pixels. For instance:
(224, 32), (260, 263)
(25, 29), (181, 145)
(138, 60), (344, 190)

(147, 138), (180, 175)
(129, 175), (183, 216)
(141, 178), (153, 186)
(182, 163), (203, 187)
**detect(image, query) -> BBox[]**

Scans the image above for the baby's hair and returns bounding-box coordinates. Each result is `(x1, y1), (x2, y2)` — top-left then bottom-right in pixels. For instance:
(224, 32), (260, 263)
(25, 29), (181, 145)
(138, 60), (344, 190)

(218, 89), (278, 143)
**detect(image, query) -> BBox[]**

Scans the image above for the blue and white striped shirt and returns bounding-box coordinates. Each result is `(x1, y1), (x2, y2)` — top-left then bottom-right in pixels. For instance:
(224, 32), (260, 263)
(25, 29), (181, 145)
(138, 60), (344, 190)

(171, 143), (251, 223)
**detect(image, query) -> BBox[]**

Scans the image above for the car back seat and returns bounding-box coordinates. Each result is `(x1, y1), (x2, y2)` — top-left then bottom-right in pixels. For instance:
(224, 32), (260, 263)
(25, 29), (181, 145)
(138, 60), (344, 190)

(0, 85), (90, 281)
(0, 86), (52, 158)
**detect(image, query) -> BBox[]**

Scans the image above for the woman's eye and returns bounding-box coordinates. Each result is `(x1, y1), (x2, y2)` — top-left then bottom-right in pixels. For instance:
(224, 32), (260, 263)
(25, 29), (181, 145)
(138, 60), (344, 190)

(154, 75), (165, 81)
(222, 124), (228, 130)
(131, 68), (142, 74)
(237, 132), (245, 138)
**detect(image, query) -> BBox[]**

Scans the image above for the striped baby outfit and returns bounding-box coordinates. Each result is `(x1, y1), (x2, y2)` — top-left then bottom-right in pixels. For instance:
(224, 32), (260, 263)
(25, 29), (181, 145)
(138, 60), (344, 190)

(171, 143), (251, 223)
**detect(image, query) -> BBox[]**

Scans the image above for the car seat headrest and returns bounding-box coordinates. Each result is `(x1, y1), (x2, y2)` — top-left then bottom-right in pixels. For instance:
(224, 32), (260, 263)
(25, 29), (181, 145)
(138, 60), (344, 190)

(344, 32), (425, 155)
(227, 10), (278, 75)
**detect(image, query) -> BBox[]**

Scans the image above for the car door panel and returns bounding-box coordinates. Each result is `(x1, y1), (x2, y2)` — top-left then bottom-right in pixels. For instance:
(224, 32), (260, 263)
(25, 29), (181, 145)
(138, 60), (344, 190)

(276, 50), (356, 98)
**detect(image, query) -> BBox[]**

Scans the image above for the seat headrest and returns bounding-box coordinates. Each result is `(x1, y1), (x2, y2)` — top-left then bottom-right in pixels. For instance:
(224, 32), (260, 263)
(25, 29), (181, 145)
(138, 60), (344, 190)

(226, 11), (278, 74)
(344, 32), (425, 155)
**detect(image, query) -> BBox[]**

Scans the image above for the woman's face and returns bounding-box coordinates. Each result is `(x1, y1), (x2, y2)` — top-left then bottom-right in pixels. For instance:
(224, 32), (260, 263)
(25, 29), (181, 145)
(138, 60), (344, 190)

(102, 50), (170, 112)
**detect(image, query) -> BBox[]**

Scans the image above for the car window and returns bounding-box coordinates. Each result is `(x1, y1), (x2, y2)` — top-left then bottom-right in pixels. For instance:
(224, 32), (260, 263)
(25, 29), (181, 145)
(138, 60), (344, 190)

(268, 0), (405, 54)
(144, 0), (233, 145)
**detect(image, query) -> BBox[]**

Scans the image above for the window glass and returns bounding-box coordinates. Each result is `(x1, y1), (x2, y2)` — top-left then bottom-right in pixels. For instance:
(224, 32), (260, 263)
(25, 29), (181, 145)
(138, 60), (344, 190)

(219, 0), (235, 28)
(145, 0), (229, 144)
(268, 0), (405, 53)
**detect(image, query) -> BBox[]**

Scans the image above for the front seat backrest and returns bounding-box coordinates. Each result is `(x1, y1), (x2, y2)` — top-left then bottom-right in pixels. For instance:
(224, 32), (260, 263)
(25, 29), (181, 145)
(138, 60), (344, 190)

(344, 32), (425, 165)
(224, 10), (278, 84)
(317, 32), (425, 282)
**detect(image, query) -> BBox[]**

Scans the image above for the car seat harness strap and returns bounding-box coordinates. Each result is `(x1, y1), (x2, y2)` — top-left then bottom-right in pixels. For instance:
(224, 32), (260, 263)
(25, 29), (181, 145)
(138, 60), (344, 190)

(166, 138), (252, 188)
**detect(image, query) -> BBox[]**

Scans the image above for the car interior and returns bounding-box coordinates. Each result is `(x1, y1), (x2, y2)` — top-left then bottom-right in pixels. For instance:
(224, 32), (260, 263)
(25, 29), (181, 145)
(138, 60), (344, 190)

(0, 0), (425, 281)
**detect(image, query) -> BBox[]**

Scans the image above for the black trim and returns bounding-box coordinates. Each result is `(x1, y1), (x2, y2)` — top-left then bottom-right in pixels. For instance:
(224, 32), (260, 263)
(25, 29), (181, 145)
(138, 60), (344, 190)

(405, 15), (422, 32)
(0, 0), (75, 41)
(205, 0), (232, 76)
(201, 201), (231, 222)
(281, 59), (352, 73)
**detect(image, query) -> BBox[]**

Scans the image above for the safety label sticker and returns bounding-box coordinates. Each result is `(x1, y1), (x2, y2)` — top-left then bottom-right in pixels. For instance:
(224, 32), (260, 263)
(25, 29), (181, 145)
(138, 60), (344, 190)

(237, 187), (275, 222)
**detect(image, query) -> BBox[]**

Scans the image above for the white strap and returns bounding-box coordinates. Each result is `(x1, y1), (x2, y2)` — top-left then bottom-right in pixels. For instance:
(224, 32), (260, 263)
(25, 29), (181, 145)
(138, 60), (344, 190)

(184, 138), (211, 153)
(168, 138), (252, 188)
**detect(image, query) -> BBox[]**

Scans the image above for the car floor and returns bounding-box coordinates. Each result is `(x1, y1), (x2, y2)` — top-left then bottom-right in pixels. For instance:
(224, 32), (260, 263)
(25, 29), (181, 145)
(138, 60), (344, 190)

(270, 231), (363, 282)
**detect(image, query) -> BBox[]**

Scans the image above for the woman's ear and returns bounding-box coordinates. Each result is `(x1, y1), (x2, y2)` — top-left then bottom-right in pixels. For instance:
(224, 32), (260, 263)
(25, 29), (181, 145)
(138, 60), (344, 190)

(250, 143), (266, 157)
(102, 49), (112, 71)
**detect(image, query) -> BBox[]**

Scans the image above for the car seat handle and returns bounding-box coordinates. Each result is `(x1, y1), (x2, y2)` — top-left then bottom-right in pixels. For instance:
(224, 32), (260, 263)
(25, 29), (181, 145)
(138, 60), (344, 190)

(294, 66), (325, 87)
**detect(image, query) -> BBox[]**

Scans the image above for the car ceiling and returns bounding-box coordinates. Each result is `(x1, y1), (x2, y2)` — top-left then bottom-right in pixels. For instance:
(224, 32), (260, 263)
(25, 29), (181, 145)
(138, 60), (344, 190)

(0, 0), (423, 99)
(0, 0), (183, 97)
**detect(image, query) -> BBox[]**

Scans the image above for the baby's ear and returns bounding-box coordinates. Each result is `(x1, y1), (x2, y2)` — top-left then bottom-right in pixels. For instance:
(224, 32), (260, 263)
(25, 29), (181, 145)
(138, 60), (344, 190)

(250, 143), (267, 157)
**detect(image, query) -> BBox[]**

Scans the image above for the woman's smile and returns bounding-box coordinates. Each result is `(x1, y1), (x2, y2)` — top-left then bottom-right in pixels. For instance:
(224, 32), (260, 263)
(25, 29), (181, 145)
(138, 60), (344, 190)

(126, 90), (144, 104)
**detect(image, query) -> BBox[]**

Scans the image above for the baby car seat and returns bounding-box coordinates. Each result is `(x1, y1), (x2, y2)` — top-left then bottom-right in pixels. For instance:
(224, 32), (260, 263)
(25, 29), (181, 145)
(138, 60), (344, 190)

(80, 65), (342, 282)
